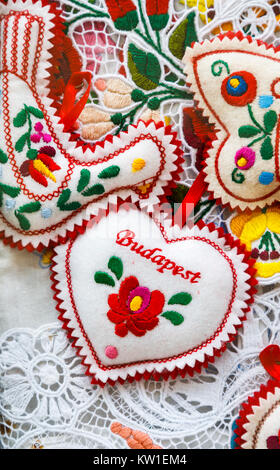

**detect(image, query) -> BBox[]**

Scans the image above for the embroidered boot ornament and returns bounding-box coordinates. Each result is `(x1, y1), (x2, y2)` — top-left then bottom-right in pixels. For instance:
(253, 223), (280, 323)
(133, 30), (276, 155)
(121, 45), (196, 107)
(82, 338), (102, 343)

(0, 0), (183, 250)
(51, 205), (257, 386)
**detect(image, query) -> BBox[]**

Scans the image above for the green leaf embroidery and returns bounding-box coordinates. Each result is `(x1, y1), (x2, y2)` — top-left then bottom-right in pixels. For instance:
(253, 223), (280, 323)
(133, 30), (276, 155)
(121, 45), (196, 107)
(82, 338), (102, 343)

(0, 149), (8, 164)
(114, 10), (139, 31)
(17, 201), (41, 213)
(13, 108), (27, 127)
(168, 12), (198, 60)
(81, 184), (105, 197)
(238, 125), (261, 138)
(161, 311), (184, 326)
(61, 202), (82, 211)
(15, 212), (30, 230)
(57, 188), (71, 206)
(168, 292), (192, 306)
(148, 13), (169, 31)
(0, 183), (21, 198)
(128, 44), (161, 90)
(0, 190), (3, 207)
(108, 256), (123, 280)
(260, 136), (274, 160)
(94, 271), (115, 287)
(57, 189), (81, 211)
(264, 110), (277, 133)
(15, 133), (28, 152)
(27, 106), (44, 119)
(232, 168), (245, 184)
(98, 165), (120, 179)
(26, 149), (38, 160)
(77, 169), (91, 193)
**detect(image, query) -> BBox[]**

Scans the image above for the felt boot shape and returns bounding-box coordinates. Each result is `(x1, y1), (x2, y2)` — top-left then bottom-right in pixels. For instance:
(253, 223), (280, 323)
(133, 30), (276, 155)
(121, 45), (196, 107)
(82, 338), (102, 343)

(0, 0), (183, 250)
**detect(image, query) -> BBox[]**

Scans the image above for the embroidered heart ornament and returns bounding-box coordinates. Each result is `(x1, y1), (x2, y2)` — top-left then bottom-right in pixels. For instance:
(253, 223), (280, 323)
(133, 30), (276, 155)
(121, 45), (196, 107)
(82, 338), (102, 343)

(52, 207), (256, 386)
(235, 379), (280, 449)
(183, 32), (280, 211)
(0, 1), (183, 250)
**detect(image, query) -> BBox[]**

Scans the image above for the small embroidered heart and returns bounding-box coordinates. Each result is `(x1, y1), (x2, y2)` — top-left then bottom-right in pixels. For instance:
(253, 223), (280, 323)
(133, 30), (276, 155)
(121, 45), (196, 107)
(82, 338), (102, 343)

(235, 379), (280, 449)
(183, 32), (280, 211)
(51, 206), (257, 386)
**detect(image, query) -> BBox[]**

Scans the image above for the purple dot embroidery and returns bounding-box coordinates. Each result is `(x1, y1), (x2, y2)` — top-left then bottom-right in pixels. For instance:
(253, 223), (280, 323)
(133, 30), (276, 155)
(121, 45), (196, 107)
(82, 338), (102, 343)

(266, 435), (280, 449)
(127, 286), (151, 314)
(234, 147), (256, 170)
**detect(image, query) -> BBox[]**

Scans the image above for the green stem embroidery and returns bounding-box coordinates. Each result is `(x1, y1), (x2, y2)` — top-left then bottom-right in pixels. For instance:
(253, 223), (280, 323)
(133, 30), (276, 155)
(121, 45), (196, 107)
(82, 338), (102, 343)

(14, 201), (41, 231)
(247, 104), (268, 135)
(273, 232), (280, 246)
(137, 0), (151, 39)
(135, 29), (185, 78)
(259, 231), (275, 252)
(211, 60), (230, 77)
(156, 30), (161, 51)
(247, 135), (266, 148)
(13, 105), (44, 157)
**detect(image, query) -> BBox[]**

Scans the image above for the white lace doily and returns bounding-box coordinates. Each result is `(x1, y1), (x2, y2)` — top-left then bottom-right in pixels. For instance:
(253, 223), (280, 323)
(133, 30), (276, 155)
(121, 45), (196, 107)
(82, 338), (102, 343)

(1, 0), (280, 449)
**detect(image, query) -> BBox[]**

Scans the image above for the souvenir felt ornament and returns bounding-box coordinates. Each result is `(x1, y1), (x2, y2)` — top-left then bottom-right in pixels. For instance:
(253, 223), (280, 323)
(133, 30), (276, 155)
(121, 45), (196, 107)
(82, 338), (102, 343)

(234, 345), (280, 449)
(51, 206), (257, 386)
(181, 32), (280, 214)
(229, 204), (280, 282)
(0, 0), (183, 251)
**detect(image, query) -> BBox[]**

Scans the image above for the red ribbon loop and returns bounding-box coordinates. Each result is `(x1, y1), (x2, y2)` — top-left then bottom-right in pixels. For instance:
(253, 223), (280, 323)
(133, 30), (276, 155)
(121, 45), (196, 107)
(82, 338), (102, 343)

(260, 344), (280, 381)
(59, 71), (92, 132)
(173, 171), (207, 228)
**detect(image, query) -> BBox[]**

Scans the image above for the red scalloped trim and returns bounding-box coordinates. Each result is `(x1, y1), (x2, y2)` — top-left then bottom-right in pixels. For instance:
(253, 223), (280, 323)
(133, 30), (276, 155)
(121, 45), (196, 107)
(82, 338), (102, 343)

(0, 1), (183, 250)
(235, 379), (280, 449)
(51, 209), (257, 387)
(0, 118), (184, 251)
(186, 31), (280, 212)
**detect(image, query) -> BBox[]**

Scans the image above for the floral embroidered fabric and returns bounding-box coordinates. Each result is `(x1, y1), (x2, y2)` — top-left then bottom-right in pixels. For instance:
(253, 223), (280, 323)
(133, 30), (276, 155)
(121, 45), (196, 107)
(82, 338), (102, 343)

(1, 0), (280, 449)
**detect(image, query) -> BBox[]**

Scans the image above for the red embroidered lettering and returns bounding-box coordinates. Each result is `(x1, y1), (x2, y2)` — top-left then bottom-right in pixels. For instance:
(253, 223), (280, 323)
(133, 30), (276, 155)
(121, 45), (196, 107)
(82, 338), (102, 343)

(157, 259), (176, 274)
(115, 231), (201, 284)
(116, 230), (135, 246)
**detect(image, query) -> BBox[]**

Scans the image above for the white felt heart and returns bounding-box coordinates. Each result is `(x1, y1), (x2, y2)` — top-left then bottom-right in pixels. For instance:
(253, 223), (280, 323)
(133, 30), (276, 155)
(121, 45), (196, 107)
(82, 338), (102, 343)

(0, 1), (182, 250)
(183, 33), (280, 211)
(235, 380), (280, 449)
(52, 207), (256, 386)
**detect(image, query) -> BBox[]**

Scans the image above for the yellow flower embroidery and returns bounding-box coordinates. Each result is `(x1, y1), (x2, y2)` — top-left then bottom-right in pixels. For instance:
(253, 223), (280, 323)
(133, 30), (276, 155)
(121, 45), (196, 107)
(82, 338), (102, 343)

(231, 206), (280, 278)
(137, 183), (151, 194)
(183, 0), (214, 23)
(132, 158), (146, 173)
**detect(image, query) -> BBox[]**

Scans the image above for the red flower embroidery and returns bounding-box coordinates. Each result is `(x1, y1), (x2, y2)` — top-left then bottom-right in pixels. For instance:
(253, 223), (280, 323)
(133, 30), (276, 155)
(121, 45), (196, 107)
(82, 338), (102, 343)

(107, 276), (165, 337)
(221, 71), (257, 107)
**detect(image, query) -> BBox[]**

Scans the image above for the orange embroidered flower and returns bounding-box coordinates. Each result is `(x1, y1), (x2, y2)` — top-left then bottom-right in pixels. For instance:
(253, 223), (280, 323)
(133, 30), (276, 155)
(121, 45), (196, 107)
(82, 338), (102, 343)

(20, 148), (60, 187)
(107, 276), (165, 337)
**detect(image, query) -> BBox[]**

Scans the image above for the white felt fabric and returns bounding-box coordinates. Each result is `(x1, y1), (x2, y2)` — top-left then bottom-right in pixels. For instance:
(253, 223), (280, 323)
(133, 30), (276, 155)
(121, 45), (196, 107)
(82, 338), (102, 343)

(183, 35), (280, 210)
(53, 208), (252, 384)
(0, 1), (180, 248)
